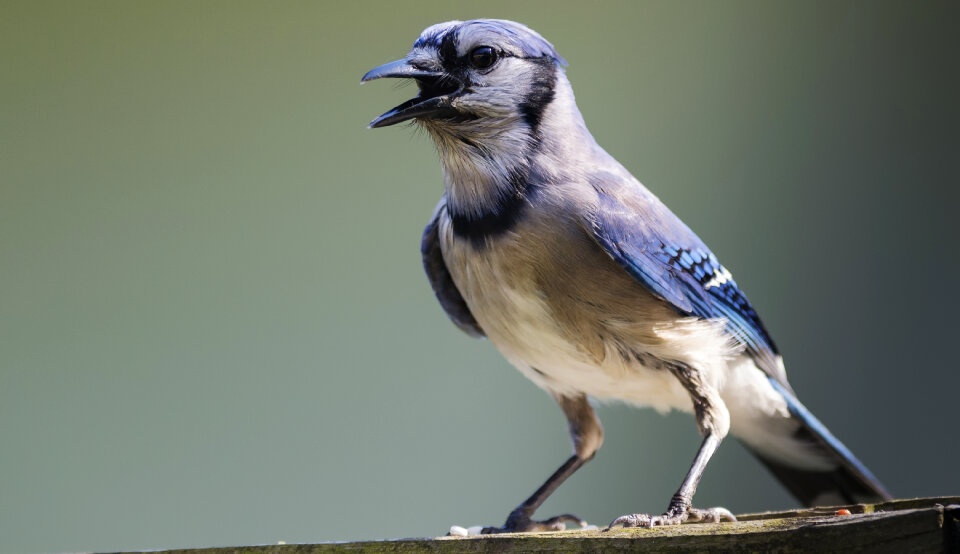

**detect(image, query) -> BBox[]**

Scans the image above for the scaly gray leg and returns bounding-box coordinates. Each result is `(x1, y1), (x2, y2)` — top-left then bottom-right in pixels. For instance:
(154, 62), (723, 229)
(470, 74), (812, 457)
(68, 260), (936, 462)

(609, 362), (737, 528)
(481, 393), (604, 533)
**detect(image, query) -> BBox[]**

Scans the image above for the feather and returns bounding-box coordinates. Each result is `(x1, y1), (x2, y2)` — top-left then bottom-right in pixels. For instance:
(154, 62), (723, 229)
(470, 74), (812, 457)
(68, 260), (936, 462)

(587, 187), (786, 388)
(421, 200), (484, 337)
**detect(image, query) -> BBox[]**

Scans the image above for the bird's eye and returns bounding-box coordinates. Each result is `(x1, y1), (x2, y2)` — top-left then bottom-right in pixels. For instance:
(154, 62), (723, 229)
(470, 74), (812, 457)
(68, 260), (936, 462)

(470, 46), (498, 69)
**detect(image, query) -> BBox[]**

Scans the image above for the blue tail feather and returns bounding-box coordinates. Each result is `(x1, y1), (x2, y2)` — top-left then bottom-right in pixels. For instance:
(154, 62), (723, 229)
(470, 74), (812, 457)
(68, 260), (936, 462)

(758, 378), (891, 505)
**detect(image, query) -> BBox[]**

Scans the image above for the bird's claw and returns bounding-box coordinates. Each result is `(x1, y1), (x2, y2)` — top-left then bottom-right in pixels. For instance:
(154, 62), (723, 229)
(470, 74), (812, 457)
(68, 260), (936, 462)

(607, 504), (735, 529)
(686, 506), (736, 523)
(480, 512), (587, 534)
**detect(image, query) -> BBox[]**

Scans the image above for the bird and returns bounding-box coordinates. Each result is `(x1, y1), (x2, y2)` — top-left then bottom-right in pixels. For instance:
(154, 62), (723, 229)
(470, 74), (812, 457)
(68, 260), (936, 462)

(361, 19), (891, 532)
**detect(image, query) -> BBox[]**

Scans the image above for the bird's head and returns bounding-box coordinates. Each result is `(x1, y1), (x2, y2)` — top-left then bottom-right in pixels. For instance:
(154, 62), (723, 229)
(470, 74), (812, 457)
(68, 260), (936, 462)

(362, 19), (566, 136)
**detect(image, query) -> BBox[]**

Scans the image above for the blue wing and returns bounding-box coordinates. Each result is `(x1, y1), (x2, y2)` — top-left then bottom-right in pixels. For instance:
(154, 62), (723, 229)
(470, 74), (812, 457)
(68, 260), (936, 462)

(422, 201), (485, 338)
(588, 188), (783, 384)
(587, 180), (891, 504)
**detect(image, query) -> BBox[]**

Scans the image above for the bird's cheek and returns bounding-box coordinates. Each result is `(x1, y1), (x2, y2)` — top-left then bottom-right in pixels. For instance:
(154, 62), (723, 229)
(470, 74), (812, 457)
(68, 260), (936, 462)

(454, 94), (515, 117)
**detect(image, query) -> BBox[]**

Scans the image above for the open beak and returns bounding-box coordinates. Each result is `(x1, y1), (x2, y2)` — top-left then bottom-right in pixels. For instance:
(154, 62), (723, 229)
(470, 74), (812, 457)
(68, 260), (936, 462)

(361, 58), (463, 128)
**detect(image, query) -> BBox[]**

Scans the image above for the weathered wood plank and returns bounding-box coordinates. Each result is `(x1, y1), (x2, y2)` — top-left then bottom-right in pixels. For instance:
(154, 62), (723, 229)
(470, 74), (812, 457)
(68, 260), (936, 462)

(107, 497), (960, 554)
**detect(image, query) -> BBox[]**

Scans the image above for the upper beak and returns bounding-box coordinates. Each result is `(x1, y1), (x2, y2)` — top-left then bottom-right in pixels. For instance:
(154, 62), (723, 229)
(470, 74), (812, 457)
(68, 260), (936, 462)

(361, 58), (462, 129)
(361, 59), (442, 83)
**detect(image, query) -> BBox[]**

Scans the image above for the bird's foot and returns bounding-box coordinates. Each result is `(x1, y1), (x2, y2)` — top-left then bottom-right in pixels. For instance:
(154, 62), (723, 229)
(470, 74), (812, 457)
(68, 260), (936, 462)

(607, 497), (735, 529)
(479, 508), (588, 534)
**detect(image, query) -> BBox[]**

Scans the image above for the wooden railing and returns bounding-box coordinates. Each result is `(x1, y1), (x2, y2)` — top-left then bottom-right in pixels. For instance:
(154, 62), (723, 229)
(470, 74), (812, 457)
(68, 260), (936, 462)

(108, 497), (959, 553)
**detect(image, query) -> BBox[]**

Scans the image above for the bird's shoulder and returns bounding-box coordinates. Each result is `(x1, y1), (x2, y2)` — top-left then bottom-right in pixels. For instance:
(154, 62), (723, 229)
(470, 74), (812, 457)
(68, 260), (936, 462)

(421, 198), (484, 338)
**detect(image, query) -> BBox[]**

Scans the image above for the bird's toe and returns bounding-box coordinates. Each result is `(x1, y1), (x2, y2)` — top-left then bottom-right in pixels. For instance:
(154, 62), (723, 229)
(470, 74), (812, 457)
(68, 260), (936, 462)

(608, 504), (735, 529)
(687, 506), (737, 523)
(607, 513), (653, 529)
(480, 512), (586, 534)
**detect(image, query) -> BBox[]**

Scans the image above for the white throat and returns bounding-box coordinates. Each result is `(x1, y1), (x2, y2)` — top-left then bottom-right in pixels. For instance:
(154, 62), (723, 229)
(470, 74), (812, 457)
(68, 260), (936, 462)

(421, 73), (592, 221)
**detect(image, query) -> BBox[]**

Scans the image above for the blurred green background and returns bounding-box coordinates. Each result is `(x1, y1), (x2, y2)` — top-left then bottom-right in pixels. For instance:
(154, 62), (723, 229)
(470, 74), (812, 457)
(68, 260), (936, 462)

(2, 1), (958, 552)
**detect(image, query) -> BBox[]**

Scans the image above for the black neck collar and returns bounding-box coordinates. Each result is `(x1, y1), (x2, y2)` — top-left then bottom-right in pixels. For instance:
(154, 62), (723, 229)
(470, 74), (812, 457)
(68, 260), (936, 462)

(448, 167), (536, 248)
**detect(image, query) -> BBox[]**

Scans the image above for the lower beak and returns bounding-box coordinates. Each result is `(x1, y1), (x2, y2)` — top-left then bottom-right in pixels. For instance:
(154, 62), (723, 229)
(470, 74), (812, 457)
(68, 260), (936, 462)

(361, 59), (462, 128)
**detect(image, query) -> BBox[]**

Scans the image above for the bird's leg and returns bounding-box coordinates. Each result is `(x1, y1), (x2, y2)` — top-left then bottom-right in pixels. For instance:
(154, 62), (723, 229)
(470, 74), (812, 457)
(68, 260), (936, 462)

(481, 393), (603, 534)
(609, 362), (737, 528)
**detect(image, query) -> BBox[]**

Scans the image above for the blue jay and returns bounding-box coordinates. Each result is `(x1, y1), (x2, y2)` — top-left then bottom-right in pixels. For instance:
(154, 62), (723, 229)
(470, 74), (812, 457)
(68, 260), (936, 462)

(362, 19), (890, 532)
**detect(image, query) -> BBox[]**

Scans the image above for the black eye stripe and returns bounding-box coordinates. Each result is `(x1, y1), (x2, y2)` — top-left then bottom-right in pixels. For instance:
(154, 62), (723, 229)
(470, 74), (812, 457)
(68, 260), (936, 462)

(438, 32), (459, 65)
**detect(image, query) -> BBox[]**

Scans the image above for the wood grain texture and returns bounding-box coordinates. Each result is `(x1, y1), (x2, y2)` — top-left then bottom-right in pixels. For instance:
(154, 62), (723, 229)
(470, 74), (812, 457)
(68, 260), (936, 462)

(106, 497), (960, 554)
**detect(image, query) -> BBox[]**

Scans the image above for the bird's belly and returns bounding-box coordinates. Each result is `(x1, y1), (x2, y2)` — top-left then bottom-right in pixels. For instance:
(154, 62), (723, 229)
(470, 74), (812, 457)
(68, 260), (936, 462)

(488, 291), (692, 414)
(442, 232), (693, 413)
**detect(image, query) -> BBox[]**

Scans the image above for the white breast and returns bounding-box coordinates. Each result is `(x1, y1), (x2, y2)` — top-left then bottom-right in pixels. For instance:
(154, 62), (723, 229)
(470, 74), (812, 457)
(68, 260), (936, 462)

(437, 214), (698, 414)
